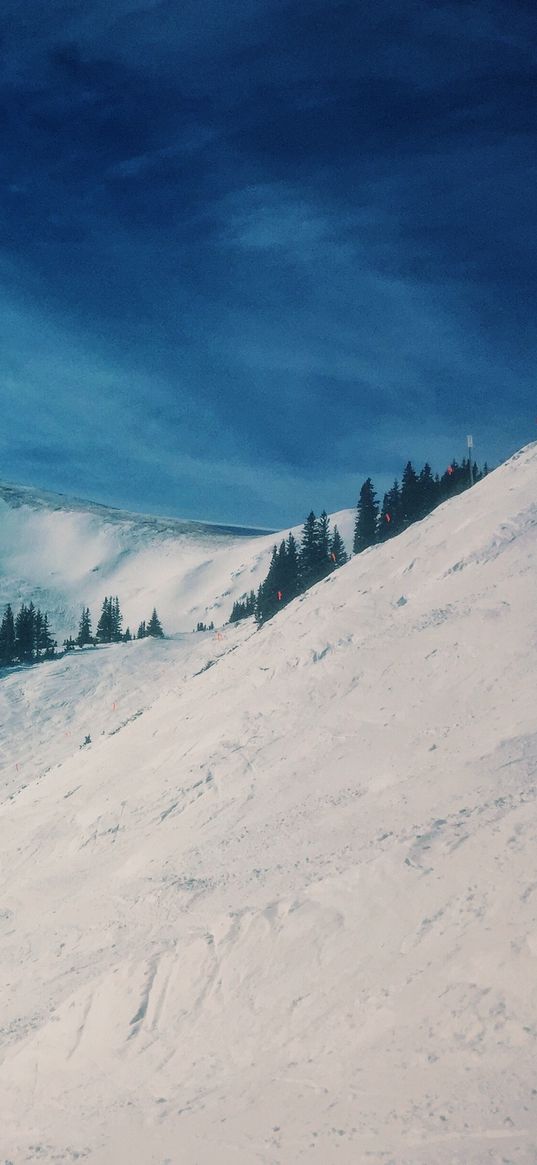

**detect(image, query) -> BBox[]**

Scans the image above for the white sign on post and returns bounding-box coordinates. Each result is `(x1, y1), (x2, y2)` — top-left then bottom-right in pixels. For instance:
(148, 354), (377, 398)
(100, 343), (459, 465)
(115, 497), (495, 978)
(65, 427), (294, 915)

(467, 434), (473, 448)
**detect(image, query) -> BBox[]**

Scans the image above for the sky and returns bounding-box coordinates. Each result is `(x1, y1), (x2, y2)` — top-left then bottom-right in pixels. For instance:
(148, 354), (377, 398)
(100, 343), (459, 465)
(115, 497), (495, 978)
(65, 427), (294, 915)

(1, 0), (536, 528)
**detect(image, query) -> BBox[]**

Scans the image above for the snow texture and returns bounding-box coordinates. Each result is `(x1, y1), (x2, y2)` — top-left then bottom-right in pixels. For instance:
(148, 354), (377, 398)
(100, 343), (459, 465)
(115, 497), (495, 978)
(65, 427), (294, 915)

(1, 445), (537, 1163)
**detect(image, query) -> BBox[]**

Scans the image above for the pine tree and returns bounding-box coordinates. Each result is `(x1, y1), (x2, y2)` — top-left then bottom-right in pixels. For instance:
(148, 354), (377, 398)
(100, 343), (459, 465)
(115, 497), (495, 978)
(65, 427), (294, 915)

(285, 533), (300, 600)
(417, 462), (438, 518)
(34, 608), (54, 659)
(123, 627), (132, 642)
(146, 608), (164, 638)
(41, 613), (55, 658)
(440, 460), (466, 501)
(353, 478), (378, 554)
(329, 526), (347, 567)
(276, 539), (288, 595)
(256, 546), (281, 624)
(229, 590), (257, 623)
(15, 602), (36, 662)
(95, 596), (123, 643)
(0, 604), (16, 666)
(96, 597), (112, 643)
(400, 461), (420, 526)
(315, 511), (332, 579)
(137, 620), (147, 639)
(35, 609), (43, 659)
(111, 596), (123, 642)
(77, 607), (93, 647)
(299, 512), (318, 589)
(299, 511), (332, 588)
(377, 480), (402, 541)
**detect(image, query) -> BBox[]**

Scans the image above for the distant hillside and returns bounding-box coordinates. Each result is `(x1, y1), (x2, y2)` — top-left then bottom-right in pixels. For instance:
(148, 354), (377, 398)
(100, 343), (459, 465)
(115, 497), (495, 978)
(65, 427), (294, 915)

(0, 481), (355, 637)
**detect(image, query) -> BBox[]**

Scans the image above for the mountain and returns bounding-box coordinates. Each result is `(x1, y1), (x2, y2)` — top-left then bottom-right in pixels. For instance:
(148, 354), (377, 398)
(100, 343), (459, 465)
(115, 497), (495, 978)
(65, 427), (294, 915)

(1, 445), (537, 1163)
(0, 481), (356, 637)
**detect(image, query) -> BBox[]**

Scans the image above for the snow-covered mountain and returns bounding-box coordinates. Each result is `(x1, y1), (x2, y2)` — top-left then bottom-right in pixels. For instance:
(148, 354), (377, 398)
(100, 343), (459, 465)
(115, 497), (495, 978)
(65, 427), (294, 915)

(0, 480), (356, 638)
(1, 445), (537, 1164)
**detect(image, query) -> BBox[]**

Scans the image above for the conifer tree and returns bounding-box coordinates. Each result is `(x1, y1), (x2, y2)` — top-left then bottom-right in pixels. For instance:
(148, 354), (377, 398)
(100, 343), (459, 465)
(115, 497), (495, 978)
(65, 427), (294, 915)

(400, 461), (420, 526)
(34, 608), (44, 660)
(111, 596), (123, 642)
(285, 532), (300, 599)
(137, 620), (147, 639)
(353, 478), (378, 554)
(440, 460), (466, 501)
(315, 511), (332, 579)
(276, 539), (288, 592)
(0, 604), (15, 666)
(123, 627), (132, 642)
(40, 613), (55, 658)
(96, 596), (123, 643)
(96, 597), (112, 643)
(77, 607), (93, 647)
(377, 481), (402, 541)
(299, 512), (318, 589)
(15, 602), (36, 662)
(147, 608), (164, 638)
(418, 462), (438, 517)
(329, 526), (347, 567)
(256, 546), (281, 624)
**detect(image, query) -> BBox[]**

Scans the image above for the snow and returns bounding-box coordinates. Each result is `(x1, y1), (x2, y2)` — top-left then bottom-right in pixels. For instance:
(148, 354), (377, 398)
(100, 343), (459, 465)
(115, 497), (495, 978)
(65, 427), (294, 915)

(1, 445), (537, 1163)
(0, 481), (355, 639)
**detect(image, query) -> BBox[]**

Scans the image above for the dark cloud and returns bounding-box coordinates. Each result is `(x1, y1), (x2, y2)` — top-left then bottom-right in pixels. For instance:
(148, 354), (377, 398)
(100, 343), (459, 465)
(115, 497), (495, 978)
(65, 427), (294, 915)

(0, 0), (536, 524)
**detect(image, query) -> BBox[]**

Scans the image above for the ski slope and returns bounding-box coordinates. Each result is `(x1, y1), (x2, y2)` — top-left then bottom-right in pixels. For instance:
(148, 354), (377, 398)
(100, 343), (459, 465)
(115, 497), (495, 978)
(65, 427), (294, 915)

(1, 445), (537, 1164)
(0, 481), (355, 638)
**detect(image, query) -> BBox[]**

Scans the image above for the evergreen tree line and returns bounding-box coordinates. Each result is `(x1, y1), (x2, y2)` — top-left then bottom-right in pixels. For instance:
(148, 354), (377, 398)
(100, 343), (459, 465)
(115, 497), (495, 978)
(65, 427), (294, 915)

(0, 601), (56, 667)
(231, 455), (487, 627)
(231, 513), (347, 627)
(229, 591), (256, 623)
(354, 457), (487, 553)
(1, 595), (165, 670)
(65, 597), (165, 648)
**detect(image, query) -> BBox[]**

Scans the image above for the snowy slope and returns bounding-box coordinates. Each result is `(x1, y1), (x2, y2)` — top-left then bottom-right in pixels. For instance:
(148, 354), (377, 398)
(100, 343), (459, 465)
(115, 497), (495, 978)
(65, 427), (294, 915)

(1, 445), (537, 1164)
(0, 481), (355, 638)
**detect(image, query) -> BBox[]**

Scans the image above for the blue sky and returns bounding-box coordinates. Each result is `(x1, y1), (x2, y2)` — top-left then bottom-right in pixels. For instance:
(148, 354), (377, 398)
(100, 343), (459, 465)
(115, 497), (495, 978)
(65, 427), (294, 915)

(1, 0), (536, 527)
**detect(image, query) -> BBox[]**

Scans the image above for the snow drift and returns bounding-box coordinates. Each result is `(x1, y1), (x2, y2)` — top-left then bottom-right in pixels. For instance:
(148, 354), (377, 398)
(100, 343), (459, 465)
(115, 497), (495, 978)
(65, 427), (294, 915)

(1, 444), (537, 1164)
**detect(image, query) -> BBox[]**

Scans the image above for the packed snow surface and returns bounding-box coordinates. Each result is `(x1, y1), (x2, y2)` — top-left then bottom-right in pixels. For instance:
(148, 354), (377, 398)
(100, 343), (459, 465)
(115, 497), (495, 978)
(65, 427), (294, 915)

(1, 445), (537, 1164)
(0, 481), (355, 637)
